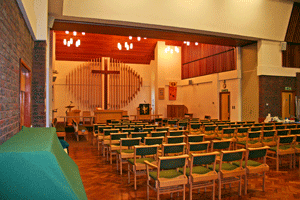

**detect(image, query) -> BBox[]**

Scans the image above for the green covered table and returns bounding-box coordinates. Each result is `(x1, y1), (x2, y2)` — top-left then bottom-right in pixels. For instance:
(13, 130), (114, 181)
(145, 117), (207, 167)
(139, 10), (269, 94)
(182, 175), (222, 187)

(0, 127), (87, 200)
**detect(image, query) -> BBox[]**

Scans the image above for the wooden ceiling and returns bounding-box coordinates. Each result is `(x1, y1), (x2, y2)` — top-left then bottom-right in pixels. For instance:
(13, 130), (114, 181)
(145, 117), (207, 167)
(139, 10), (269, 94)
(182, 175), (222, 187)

(52, 21), (255, 64)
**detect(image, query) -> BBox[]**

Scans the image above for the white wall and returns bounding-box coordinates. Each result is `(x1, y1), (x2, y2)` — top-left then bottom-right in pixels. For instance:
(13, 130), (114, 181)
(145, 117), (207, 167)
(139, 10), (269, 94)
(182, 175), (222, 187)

(63, 0), (293, 41)
(257, 40), (300, 77)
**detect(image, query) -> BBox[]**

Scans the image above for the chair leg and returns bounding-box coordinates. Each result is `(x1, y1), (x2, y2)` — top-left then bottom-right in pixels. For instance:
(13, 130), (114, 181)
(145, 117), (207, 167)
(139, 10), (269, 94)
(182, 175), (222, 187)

(120, 156), (122, 175)
(212, 180), (215, 200)
(239, 175), (242, 196)
(218, 177), (221, 200)
(262, 172), (265, 192)
(134, 169), (137, 190)
(183, 184), (185, 200)
(157, 187), (160, 200)
(147, 179), (149, 200)
(110, 152), (113, 164)
(189, 182), (193, 200)
(244, 174), (247, 195)
(276, 154), (279, 171)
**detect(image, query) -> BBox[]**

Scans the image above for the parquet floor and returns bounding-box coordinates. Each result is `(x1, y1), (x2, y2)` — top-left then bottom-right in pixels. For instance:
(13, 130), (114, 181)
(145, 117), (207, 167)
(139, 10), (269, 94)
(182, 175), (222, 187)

(66, 133), (300, 200)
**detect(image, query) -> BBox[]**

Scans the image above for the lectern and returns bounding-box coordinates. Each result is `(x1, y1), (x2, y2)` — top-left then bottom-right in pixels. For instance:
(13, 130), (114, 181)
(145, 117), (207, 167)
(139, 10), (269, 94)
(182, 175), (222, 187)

(137, 104), (151, 121)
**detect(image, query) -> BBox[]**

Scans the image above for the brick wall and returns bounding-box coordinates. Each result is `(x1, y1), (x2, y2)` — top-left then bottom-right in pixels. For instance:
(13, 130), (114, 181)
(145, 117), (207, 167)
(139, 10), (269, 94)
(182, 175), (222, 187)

(32, 41), (46, 127)
(259, 75), (296, 122)
(0, 0), (34, 144)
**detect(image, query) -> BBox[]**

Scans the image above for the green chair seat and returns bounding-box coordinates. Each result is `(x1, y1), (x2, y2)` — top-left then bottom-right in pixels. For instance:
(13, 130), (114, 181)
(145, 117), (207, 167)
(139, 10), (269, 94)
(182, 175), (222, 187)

(149, 169), (183, 180)
(208, 163), (238, 172)
(116, 149), (134, 154)
(232, 160), (262, 168)
(128, 157), (155, 165)
(179, 166), (211, 176)
(262, 139), (274, 143)
(237, 140), (259, 145)
(269, 145), (292, 152)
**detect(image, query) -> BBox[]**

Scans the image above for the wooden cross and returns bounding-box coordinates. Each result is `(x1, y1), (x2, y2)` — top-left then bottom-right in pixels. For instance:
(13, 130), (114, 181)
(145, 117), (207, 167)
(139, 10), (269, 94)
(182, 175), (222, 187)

(92, 59), (120, 109)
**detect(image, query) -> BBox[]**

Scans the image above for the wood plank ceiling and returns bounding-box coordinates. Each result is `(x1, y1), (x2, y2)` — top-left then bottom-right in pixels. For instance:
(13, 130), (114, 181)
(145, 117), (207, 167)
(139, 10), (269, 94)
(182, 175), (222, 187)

(52, 21), (254, 64)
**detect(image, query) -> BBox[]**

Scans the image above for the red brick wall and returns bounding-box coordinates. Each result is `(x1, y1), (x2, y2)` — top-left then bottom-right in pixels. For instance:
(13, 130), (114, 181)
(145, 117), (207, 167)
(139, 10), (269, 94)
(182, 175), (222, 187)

(0, 0), (34, 144)
(32, 41), (46, 127)
(259, 75), (296, 122)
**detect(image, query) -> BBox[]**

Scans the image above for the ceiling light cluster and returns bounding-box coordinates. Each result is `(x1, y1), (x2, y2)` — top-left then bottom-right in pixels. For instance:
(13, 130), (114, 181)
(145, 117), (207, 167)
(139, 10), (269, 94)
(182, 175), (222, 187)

(63, 31), (85, 47)
(183, 41), (199, 46)
(165, 46), (180, 54)
(117, 36), (147, 50)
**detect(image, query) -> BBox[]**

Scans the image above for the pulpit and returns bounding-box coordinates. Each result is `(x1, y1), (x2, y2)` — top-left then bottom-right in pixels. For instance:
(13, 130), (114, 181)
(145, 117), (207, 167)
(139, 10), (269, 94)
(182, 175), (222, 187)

(137, 104), (152, 121)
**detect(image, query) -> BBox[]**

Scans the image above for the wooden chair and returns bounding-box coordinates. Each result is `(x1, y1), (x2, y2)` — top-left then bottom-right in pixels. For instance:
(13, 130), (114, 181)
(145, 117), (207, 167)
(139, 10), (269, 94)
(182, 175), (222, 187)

(236, 131), (262, 149)
(215, 125), (230, 135)
(212, 149), (246, 200)
(108, 133), (128, 164)
(261, 130), (276, 147)
(276, 129), (290, 139)
(242, 124), (252, 128)
(290, 128), (300, 136)
(230, 124), (241, 128)
(189, 123), (201, 135)
(162, 143), (186, 156)
(187, 141), (210, 155)
(182, 152), (219, 200)
(145, 154), (189, 200)
(131, 132), (148, 143)
(233, 146), (270, 194)
(211, 139), (231, 153)
(121, 128), (135, 136)
(286, 124), (297, 129)
(128, 145), (159, 190)
(235, 127), (249, 142)
(144, 137), (164, 146)
(267, 135), (296, 171)
(263, 126), (274, 131)
(202, 125), (217, 140)
(275, 125), (286, 130)
(117, 138), (141, 175)
(186, 134), (204, 143)
(143, 127), (154, 134)
(145, 124), (158, 129)
(92, 124), (105, 145)
(169, 130), (185, 136)
(151, 131), (167, 138)
(99, 128), (117, 155)
(167, 135), (185, 144)
(156, 127), (169, 132)
(250, 126), (262, 132)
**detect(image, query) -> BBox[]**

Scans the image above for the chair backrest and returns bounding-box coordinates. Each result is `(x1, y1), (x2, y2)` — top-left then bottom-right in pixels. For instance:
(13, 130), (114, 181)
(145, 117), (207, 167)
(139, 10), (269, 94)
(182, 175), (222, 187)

(187, 134), (204, 142)
(167, 135), (185, 144)
(169, 130), (185, 136)
(178, 122), (188, 127)
(131, 132), (148, 143)
(93, 124), (105, 132)
(134, 145), (159, 163)
(191, 151), (219, 170)
(144, 137), (164, 146)
(121, 128), (135, 135)
(274, 122), (283, 125)
(114, 125), (129, 131)
(188, 141), (210, 154)
(221, 149), (246, 164)
(120, 138), (141, 148)
(243, 124), (252, 127)
(156, 127), (169, 132)
(253, 123), (263, 127)
(286, 124), (297, 129)
(110, 133), (128, 142)
(204, 125), (217, 132)
(246, 121), (255, 124)
(99, 126), (113, 133)
(275, 125), (286, 130)
(230, 124), (241, 128)
(190, 123), (201, 129)
(237, 127), (249, 134)
(263, 130), (276, 138)
(247, 131), (261, 139)
(145, 125), (158, 129)
(222, 128), (235, 136)
(218, 125), (229, 131)
(278, 135), (295, 145)
(263, 122), (274, 126)
(290, 128), (300, 136)
(168, 120), (177, 126)
(143, 127), (154, 133)
(247, 146), (269, 160)
(296, 135), (300, 143)
(158, 155), (189, 171)
(151, 131), (167, 138)
(211, 140), (231, 151)
(250, 126), (262, 132)
(162, 143), (186, 156)
(263, 126), (274, 130)
(104, 128), (119, 136)
(276, 129), (289, 136)
(236, 121), (246, 125)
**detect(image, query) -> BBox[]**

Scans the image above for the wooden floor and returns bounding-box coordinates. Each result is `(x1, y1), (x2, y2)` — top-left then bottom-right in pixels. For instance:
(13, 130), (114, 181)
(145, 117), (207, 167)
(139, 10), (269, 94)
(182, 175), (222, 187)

(66, 133), (300, 200)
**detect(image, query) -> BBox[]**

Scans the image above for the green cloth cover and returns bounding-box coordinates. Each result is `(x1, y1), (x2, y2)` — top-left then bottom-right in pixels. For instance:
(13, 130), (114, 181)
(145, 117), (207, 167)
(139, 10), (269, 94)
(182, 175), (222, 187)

(149, 169), (183, 180)
(0, 127), (87, 200)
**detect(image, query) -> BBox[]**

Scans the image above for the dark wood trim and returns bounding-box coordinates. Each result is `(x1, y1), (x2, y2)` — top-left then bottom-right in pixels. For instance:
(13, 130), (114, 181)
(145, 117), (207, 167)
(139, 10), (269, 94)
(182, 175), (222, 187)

(19, 58), (31, 130)
(219, 92), (230, 121)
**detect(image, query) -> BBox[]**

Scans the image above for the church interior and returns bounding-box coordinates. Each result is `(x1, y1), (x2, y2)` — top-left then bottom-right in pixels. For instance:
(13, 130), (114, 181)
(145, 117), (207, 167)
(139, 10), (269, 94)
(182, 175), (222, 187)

(1, 0), (300, 199)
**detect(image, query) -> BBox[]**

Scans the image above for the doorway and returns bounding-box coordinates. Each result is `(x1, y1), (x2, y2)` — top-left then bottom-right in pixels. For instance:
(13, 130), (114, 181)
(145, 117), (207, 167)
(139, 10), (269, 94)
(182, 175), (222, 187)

(20, 59), (31, 129)
(282, 91), (295, 119)
(220, 92), (230, 121)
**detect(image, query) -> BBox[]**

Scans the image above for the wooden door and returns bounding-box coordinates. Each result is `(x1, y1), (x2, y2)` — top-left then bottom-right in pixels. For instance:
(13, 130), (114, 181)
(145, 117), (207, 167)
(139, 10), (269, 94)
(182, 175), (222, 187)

(20, 59), (31, 129)
(282, 91), (295, 119)
(220, 92), (230, 121)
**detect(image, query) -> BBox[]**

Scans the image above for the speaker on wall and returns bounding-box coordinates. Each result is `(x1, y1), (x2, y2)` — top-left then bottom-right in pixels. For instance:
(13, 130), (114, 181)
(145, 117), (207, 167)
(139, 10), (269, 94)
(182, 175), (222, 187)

(281, 42), (287, 51)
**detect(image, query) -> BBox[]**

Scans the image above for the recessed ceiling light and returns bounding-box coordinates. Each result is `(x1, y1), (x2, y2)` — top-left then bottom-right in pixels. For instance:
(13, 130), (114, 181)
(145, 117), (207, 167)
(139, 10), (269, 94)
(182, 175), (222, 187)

(65, 31), (69, 34)
(129, 36), (132, 40)
(82, 32), (85, 35)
